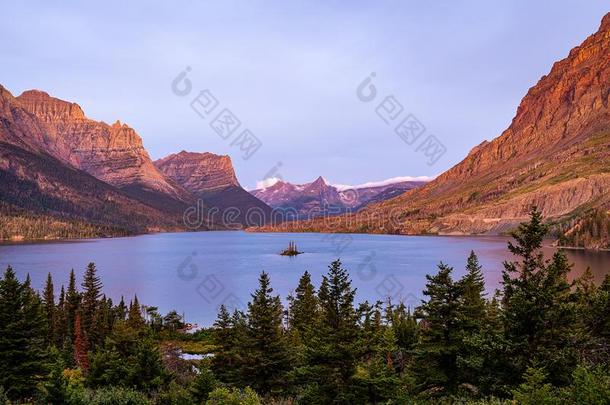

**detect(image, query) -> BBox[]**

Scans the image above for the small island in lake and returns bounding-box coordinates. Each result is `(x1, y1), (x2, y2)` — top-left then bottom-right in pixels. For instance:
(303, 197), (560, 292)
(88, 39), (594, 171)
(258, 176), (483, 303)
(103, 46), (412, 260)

(280, 241), (303, 256)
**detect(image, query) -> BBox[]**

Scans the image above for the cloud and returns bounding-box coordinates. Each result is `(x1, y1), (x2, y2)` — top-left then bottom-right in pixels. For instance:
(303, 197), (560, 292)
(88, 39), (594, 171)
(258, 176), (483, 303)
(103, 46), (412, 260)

(332, 175), (435, 191)
(254, 177), (282, 190)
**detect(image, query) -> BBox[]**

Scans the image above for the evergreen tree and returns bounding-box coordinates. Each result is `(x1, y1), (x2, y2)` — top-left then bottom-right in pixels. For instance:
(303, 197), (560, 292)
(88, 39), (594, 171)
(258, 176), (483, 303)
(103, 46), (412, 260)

(302, 260), (359, 403)
(81, 262), (102, 347)
(163, 310), (184, 332)
(190, 366), (217, 403)
(211, 305), (235, 384)
(55, 285), (67, 347)
(287, 271), (319, 346)
(387, 301), (419, 373)
(116, 296), (127, 321)
(353, 325), (401, 403)
(74, 311), (89, 373)
(502, 207), (578, 385)
(43, 272), (56, 346)
(130, 338), (166, 392)
(243, 271), (291, 395)
(0, 267), (47, 400)
(414, 262), (462, 393)
(458, 251), (486, 329)
(96, 296), (114, 344)
(127, 295), (145, 330)
(65, 269), (80, 345)
(455, 251), (488, 389)
(586, 274), (610, 365)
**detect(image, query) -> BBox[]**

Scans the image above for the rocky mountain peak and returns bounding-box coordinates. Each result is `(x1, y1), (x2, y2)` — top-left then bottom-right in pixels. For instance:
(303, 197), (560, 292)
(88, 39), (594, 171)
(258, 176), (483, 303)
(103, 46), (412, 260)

(307, 176), (328, 190)
(600, 12), (610, 31)
(17, 90), (85, 121)
(154, 151), (240, 192)
(8, 88), (181, 197)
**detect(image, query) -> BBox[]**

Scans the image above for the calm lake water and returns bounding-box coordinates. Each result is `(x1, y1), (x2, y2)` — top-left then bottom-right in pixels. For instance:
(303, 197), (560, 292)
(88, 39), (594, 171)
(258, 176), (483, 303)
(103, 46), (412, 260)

(1, 231), (608, 326)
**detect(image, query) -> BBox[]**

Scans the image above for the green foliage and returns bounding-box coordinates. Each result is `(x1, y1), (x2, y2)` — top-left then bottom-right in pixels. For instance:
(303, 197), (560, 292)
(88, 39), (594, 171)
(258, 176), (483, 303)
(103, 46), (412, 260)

(190, 367), (217, 403)
(287, 270), (319, 347)
(127, 295), (146, 330)
(212, 306), (248, 386)
(81, 262), (103, 348)
(511, 367), (561, 405)
(414, 262), (462, 393)
(299, 259), (360, 403)
(561, 365), (610, 404)
(205, 387), (261, 405)
(88, 325), (166, 392)
(502, 207), (578, 385)
(88, 386), (152, 405)
(0, 266), (47, 400)
(243, 271), (291, 395)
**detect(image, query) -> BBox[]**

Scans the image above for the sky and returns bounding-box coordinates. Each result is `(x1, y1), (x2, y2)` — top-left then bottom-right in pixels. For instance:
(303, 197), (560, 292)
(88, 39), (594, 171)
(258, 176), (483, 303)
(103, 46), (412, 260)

(1, 1), (608, 190)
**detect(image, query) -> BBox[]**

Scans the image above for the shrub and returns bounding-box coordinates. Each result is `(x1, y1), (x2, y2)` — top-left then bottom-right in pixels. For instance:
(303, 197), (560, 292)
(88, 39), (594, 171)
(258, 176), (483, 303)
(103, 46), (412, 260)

(205, 387), (262, 405)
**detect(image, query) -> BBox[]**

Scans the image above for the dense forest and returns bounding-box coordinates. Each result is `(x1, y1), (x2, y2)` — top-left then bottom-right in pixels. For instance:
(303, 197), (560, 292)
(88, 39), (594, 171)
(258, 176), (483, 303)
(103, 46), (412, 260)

(1, 209), (610, 404)
(0, 202), (133, 241)
(557, 209), (610, 250)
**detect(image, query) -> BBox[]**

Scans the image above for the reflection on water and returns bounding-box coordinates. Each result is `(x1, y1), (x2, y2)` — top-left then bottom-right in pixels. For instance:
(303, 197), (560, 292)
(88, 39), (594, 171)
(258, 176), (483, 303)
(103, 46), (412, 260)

(0, 232), (608, 326)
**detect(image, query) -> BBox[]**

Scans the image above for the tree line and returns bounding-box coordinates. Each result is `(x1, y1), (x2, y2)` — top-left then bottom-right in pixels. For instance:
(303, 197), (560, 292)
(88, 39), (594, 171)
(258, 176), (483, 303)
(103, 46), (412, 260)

(1, 208), (609, 404)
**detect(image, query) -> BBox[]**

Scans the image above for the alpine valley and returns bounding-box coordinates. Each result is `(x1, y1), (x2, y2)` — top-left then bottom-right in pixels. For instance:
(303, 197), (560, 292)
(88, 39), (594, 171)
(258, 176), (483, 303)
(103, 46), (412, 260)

(2, 13), (610, 248)
(0, 87), (422, 240)
(257, 13), (610, 250)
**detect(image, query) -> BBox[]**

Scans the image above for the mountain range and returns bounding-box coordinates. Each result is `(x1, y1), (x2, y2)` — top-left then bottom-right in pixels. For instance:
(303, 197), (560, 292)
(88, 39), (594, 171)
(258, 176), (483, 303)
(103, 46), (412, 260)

(0, 86), (417, 240)
(257, 13), (610, 249)
(2, 13), (608, 247)
(251, 177), (426, 219)
(0, 87), (273, 239)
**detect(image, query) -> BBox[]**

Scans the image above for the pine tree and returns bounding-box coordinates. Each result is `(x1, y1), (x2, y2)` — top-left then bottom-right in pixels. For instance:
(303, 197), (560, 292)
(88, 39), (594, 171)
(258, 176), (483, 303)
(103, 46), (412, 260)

(414, 262), (462, 393)
(81, 262), (102, 347)
(455, 251), (488, 388)
(302, 260), (360, 403)
(243, 271), (291, 395)
(0, 267), (47, 400)
(74, 311), (89, 373)
(65, 269), (80, 344)
(287, 271), (319, 346)
(458, 251), (486, 330)
(55, 285), (67, 347)
(501, 207), (578, 385)
(43, 272), (56, 346)
(127, 295), (145, 330)
(387, 301), (419, 373)
(116, 296), (127, 321)
(96, 296), (114, 344)
(190, 366), (217, 402)
(211, 305), (238, 384)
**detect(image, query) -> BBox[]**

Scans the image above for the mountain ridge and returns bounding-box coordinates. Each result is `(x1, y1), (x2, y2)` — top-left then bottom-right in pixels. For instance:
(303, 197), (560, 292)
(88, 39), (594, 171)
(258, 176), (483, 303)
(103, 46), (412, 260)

(253, 12), (610, 248)
(251, 176), (427, 219)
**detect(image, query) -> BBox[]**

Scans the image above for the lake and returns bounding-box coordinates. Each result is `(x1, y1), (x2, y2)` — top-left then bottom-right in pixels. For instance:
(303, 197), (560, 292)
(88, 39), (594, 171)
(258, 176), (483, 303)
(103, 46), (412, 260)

(1, 231), (608, 326)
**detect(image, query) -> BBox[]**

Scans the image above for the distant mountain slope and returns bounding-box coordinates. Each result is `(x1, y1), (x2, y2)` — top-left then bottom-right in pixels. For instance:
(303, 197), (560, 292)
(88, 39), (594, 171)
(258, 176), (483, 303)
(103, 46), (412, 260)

(0, 141), (185, 238)
(256, 13), (610, 247)
(251, 176), (426, 219)
(154, 151), (272, 226)
(11, 89), (196, 211)
(0, 85), (217, 239)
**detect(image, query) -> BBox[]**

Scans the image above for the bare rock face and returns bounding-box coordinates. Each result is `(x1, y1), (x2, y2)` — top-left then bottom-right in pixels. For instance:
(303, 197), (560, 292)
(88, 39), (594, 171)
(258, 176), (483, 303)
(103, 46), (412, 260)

(0, 88), (195, 236)
(14, 90), (181, 197)
(261, 13), (610, 240)
(154, 151), (240, 193)
(155, 151), (271, 226)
